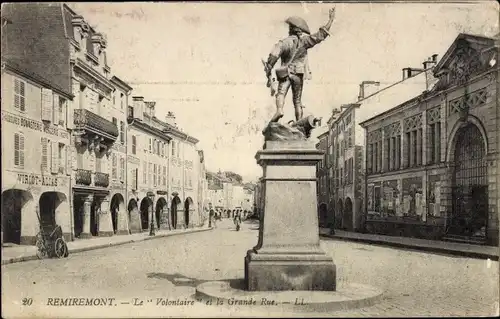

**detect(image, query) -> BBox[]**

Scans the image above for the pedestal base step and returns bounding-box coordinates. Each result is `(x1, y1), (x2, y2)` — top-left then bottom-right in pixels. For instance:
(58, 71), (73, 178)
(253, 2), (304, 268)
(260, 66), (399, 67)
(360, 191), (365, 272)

(195, 280), (384, 313)
(245, 251), (337, 291)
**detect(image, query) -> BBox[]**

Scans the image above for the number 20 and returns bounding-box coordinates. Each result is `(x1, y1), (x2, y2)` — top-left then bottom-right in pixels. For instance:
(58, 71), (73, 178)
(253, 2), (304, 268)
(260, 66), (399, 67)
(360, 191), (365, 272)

(22, 298), (33, 306)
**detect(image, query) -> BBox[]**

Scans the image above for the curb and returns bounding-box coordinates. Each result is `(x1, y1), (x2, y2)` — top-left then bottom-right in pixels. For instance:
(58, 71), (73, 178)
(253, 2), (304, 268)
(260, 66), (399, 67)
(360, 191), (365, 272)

(2, 227), (213, 266)
(320, 234), (499, 261)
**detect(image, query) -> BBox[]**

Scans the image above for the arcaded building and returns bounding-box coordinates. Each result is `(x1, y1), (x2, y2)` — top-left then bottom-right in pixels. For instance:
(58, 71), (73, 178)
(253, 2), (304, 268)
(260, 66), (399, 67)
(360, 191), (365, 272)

(360, 34), (499, 245)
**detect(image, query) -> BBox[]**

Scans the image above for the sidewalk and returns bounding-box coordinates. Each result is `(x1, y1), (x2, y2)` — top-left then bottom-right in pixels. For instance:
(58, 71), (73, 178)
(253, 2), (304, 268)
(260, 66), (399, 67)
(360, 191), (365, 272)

(319, 228), (499, 261)
(2, 226), (212, 266)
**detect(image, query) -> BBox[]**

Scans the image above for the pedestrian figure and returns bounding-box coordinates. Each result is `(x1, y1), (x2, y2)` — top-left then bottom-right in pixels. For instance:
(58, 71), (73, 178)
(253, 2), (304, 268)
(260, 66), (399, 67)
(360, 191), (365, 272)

(209, 209), (214, 228)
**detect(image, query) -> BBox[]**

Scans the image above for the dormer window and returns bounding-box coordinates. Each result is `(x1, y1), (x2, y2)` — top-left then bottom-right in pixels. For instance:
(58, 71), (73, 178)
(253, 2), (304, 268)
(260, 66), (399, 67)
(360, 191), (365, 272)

(74, 29), (81, 44)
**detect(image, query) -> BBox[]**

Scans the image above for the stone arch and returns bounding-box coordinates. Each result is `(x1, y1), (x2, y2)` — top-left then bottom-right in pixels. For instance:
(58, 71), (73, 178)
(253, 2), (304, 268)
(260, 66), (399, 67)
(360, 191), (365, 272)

(170, 195), (181, 229)
(155, 197), (168, 229)
(448, 121), (489, 237)
(140, 197), (153, 231)
(127, 198), (140, 233)
(184, 197), (194, 227)
(39, 192), (68, 233)
(446, 116), (489, 163)
(1, 189), (34, 245)
(110, 193), (125, 234)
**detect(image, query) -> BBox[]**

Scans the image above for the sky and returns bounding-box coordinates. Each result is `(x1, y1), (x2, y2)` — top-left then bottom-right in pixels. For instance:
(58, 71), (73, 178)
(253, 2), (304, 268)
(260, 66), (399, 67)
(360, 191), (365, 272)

(68, 1), (499, 182)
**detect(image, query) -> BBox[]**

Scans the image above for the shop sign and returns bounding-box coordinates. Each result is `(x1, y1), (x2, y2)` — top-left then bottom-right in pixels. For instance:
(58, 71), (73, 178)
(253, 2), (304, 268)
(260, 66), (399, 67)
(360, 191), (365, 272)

(2, 110), (69, 139)
(17, 173), (58, 187)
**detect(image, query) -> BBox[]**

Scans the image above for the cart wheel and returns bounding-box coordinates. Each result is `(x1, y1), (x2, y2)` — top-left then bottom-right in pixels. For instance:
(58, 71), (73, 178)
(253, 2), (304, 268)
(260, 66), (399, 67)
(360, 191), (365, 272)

(54, 238), (66, 258)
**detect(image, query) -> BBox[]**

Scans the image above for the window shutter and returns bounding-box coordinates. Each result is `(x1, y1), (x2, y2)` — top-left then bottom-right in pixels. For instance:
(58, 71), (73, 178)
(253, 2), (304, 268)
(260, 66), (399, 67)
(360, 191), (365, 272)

(53, 94), (59, 125)
(51, 141), (58, 173)
(41, 138), (48, 171)
(14, 133), (20, 166)
(66, 99), (73, 129)
(19, 134), (25, 168)
(66, 145), (72, 174)
(41, 88), (53, 122)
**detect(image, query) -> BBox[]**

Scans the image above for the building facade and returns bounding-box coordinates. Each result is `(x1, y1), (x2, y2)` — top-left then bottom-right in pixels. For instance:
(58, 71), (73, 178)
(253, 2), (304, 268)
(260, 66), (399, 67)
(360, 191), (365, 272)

(1, 61), (73, 245)
(324, 54), (437, 232)
(360, 34), (499, 246)
(1, 3), (208, 245)
(316, 130), (329, 227)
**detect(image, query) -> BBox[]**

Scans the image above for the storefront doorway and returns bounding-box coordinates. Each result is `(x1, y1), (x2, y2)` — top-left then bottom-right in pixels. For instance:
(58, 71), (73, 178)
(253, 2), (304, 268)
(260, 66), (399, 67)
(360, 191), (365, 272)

(450, 123), (488, 239)
(1, 189), (33, 245)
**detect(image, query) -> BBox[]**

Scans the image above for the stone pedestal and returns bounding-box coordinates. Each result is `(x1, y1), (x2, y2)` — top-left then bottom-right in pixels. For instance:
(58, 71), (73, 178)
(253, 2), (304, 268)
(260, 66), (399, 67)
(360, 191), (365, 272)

(245, 140), (336, 291)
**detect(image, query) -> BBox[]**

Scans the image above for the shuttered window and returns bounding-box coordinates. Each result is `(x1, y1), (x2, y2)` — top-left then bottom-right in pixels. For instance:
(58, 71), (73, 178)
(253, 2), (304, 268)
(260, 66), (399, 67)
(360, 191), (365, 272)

(51, 141), (58, 173)
(58, 143), (64, 173)
(14, 79), (26, 111)
(148, 163), (152, 186)
(153, 164), (157, 186)
(120, 157), (125, 181)
(131, 135), (137, 154)
(41, 138), (48, 171)
(149, 138), (152, 153)
(120, 121), (125, 144)
(66, 145), (72, 174)
(163, 166), (167, 186)
(52, 94), (60, 125)
(14, 133), (25, 167)
(157, 165), (161, 186)
(112, 154), (117, 179)
(41, 88), (53, 122)
(143, 161), (147, 184)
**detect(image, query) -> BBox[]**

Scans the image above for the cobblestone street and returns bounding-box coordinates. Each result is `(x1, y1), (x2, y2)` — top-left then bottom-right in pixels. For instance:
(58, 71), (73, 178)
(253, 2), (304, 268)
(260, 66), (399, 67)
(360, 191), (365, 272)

(2, 219), (498, 318)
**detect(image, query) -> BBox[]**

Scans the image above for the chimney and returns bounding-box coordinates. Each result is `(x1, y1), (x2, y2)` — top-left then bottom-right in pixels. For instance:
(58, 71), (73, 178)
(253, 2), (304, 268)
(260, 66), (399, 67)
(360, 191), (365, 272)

(402, 68), (410, 80)
(145, 101), (156, 118)
(165, 111), (177, 126)
(132, 96), (144, 121)
(423, 54), (438, 70)
(358, 81), (381, 100)
(422, 55), (439, 91)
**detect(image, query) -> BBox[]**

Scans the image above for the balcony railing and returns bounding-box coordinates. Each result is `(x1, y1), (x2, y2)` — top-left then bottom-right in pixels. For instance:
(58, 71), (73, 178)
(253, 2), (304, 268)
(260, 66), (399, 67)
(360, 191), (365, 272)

(74, 109), (119, 139)
(94, 172), (110, 187)
(75, 169), (92, 186)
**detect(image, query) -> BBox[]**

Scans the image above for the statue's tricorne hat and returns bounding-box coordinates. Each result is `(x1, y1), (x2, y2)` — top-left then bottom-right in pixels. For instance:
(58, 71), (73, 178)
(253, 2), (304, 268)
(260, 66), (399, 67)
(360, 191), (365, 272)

(285, 16), (311, 35)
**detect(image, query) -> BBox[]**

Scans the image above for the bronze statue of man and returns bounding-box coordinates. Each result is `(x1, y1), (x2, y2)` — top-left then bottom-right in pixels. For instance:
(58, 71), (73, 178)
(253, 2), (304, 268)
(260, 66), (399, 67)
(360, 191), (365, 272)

(264, 8), (336, 123)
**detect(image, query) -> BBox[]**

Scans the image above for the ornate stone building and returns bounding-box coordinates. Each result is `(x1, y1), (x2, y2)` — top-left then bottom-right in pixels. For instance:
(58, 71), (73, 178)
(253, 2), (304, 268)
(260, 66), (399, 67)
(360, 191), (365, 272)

(127, 100), (202, 231)
(1, 60), (73, 245)
(1, 3), (208, 245)
(360, 34), (499, 245)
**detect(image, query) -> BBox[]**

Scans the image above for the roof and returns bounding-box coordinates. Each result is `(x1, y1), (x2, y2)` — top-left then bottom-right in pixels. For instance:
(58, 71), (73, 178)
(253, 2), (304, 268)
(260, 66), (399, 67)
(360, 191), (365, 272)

(433, 33), (496, 74)
(2, 3), (73, 96)
(356, 70), (429, 127)
(111, 76), (133, 92)
(2, 58), (73, 99)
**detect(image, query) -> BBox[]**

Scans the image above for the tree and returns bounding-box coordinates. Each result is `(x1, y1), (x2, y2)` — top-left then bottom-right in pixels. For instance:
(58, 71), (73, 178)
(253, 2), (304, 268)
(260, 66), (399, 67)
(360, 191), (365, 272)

(223, 171), (243, 184)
